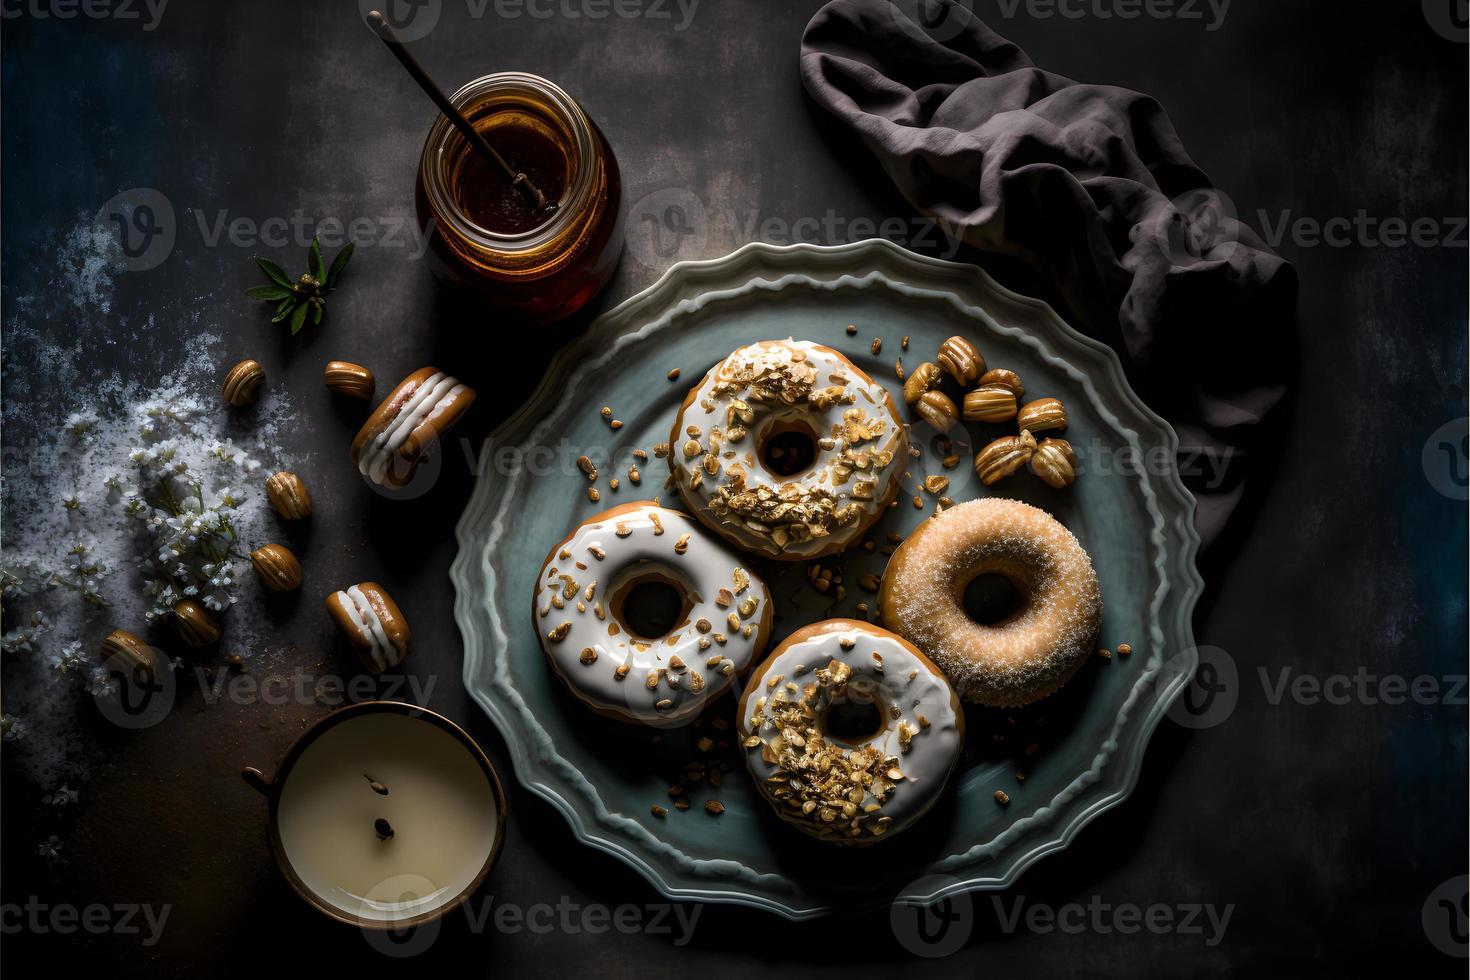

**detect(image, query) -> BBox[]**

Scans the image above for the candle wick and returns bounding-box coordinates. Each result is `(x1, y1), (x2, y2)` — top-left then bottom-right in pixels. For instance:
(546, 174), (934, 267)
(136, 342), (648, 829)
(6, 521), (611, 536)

(374, 817), (395, 841)
(362, 773), (389, 796)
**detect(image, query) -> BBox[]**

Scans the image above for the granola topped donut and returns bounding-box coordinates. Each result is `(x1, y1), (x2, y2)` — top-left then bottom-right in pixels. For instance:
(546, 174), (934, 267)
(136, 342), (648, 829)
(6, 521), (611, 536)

(535, 502), (772, 726)
(670, 339), (909, 560)
(738, 620), (964, 844)
(880, 498), (1102, 707)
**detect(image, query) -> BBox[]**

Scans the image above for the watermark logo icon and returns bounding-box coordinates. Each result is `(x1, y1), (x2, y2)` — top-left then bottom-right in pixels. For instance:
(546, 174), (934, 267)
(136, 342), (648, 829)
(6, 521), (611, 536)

(360, 0), (441, 41)
(362, 441), (446, 502)
(1423, 875), (1469, 958)
(888, 0), (976, 44)
(625, 187), (707, 266)
(1423, 0), (1468, 41)
(358, 874), (445, 957)
(95, 188), (176, 273)
(1421, 417), (1469, 500)
(93, 645), (175, 731)
(1165, 645), (1237, 730)
(1147, 187), (1238, 266)
(891, 875), (974, 957)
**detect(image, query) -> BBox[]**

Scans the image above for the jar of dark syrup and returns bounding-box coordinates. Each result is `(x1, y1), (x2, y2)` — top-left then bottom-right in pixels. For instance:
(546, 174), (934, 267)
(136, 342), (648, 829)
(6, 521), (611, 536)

(415, 73), (623, 323)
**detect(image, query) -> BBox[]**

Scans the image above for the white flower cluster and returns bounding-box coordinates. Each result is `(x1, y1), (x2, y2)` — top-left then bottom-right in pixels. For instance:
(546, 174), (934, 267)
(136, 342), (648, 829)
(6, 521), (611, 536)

(122, 398), (261, 623)
(3, 394), (272, 700)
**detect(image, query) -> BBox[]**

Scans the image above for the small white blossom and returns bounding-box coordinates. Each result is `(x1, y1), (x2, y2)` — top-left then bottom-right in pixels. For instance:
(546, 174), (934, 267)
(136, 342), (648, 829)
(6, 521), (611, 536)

(1, 714), (28, 741)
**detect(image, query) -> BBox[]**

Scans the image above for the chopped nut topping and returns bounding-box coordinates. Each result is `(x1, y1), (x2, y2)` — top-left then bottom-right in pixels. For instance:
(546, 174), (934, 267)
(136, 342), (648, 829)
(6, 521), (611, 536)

(744, 657), (914, 840)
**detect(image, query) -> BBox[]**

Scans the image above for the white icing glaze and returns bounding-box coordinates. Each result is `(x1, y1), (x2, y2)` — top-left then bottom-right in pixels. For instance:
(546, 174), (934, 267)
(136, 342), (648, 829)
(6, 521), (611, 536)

(334, 585), (403, 671)
(535, 504), (771, 725)
(671, 339), (909, 559)
(358, 372), (467, 485)
(737, 621), (963, 844)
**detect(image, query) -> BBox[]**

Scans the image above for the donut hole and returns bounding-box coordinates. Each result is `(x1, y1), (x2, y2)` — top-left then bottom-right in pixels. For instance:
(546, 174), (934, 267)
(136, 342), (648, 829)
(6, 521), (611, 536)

(610, 568), (693, 641)
(821, 683), (888, 744)
(759, 420), (819, 477)
(962, 573), (1026, 626)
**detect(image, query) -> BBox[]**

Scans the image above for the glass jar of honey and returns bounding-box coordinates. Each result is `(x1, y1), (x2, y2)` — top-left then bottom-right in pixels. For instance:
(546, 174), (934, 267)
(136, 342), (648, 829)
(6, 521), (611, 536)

(415, 72), (623, 323)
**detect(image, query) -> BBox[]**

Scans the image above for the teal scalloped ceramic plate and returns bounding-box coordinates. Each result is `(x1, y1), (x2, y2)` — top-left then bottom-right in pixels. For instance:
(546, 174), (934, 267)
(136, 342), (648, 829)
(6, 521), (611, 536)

(452, 240), (1202, 919)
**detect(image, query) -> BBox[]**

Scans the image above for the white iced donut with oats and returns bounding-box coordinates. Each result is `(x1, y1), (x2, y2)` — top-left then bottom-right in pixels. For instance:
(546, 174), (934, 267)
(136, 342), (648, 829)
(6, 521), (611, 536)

(534, 502), (773, 726)
(670, 339), (909, 560)
(737, 619), (964, 845)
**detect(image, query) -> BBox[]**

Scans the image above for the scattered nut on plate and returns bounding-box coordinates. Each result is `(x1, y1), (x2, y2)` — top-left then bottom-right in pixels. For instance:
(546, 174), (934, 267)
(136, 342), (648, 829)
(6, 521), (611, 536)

(265, 471), (312, 519)
(979, 367), (1024, 398)
(901, 362), (942, 404)
(221, 359), (265, 407)
(974, 430), (1037, 485)
(172, 598), (221, 647)
(937, 336), (985, 385)
(1018, 397), (1068, 435)
(324, 360), (375, 399)
(962, 384), (1018, 423)
(913, 390), (959, 433)
(1030, 437), (1078, 489)
(250, 544), (302, 591)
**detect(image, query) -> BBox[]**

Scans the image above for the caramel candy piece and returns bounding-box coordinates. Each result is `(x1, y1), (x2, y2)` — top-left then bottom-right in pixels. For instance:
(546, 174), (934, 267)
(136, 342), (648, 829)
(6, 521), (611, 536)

(349, 367), (476, 488)
(172, 599), (221, 647)
(324, 582), (411, 673)
(222, 359), (265, 407)
(250, 544), (302, 591)
(324, 360), (375, 399)
(265, 471), (312, 520)
(99, 629), (160, 682)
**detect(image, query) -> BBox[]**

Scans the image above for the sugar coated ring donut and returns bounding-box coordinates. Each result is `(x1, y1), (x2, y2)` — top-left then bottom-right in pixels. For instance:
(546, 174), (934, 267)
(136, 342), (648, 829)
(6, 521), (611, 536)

(535, 502), (773, 726)
(737, 620), (964, 844)
(880, 498), (1102, 707)
(671, 339), (909, 560)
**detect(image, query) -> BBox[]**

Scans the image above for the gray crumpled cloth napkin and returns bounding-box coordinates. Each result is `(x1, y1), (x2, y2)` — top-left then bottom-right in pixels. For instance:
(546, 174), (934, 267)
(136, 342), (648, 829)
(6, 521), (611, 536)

(800, 0), (1296, 549)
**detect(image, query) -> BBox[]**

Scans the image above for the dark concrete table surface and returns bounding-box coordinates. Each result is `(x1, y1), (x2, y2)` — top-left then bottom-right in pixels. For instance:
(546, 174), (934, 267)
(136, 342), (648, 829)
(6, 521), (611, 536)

(2, 1), (1466, 975)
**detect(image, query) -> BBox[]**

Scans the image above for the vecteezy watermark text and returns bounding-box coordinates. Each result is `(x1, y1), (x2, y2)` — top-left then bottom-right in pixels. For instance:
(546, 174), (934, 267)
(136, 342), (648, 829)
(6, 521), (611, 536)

(1, 0), (167, 31)
(1167, 644), (1469, 730)
(193, 210), (433, 258)
(361, 893), (701, 957)
(94, 189), (435, 273)
(360, 0), (698, 41)
(991, 0), (1231, 31)
(1, 898), (170, 946)
(993, 895), (1234, 946)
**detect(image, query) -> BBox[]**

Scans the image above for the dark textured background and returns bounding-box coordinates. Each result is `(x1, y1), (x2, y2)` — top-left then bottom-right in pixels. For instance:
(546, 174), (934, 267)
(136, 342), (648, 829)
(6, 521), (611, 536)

(2, 1), (1466, 975)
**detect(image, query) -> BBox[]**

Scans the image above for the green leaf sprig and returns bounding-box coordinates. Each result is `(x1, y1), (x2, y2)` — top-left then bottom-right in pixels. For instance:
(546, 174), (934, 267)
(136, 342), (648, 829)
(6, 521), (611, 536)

(246, 237), (354, 334)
